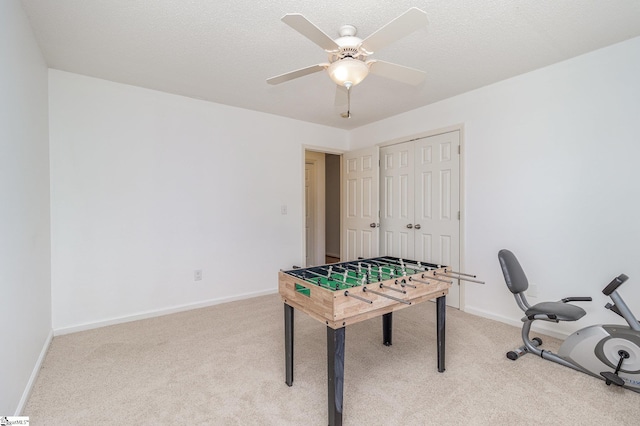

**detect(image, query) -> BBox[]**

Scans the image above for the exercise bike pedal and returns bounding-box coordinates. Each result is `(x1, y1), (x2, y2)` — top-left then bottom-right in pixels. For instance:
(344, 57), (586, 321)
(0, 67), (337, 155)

(600, 371), (625, 387)
(600, 350), (630, 387)
(506, 350), (520, 360)
(506, 337), (542, 361)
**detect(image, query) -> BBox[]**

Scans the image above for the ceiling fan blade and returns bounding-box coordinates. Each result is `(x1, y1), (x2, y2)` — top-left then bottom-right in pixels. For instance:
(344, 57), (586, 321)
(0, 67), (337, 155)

(368, 60), (426, 85)
(360, 8), (428, 54)
(267, 64), (327, 85)
(281, 13), (340, 52)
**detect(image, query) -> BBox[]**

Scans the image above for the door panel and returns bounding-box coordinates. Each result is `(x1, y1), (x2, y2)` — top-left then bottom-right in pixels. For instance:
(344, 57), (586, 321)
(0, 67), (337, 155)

(379, 141), (414, 257)
(342, 146), (379, 261)
(414, 131), (460, 308)
(418, 170), (433, 220)
(417, 233), (432, 262)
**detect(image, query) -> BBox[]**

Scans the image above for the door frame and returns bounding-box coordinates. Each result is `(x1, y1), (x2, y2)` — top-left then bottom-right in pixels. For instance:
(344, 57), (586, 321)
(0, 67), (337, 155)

(377, 124), (466, 310)
(302, 146), (345, 267)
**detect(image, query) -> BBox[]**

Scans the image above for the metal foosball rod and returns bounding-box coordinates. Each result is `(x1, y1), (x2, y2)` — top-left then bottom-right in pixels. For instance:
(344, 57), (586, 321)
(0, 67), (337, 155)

(288, 272), (335, 290)
(316, 266), (360, 290)
(287, 271), (316, 284)
(409, 274), (453, 285)
(363, 286), (411, 305)
(366, 259), (400, 273)
(380, 283), (406, 294)
(356, 262), (389, 280)
(395, 279), (416, 288)
(435, 272), (485, 284)
(344, 291), (373, 304)
(331, 263), (373, 285)
(303, 268), (337, 281)
(444, 269), (477, 278)
(316, 265), (354, 281)
(366, 259), (391, 267)
(378, 257), (438, 272)
(377, 257), (416, 269)
(376, 256), (418, 269)
(359, 261), (392, 276)
(330, 264), (365, 279)
(294, 269), (345, 290)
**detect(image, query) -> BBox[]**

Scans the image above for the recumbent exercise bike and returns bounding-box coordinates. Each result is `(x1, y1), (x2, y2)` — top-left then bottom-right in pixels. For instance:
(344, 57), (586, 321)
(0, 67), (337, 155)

(498, 249), (640, 392)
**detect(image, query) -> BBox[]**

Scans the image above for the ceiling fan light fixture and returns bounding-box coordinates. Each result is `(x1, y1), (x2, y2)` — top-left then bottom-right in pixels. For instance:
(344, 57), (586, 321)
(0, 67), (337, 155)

(327, 58), (369, 87)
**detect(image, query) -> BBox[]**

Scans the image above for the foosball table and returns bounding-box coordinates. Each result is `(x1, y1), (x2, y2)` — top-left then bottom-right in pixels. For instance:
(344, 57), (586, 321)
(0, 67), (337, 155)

(278, 256), (481, 426)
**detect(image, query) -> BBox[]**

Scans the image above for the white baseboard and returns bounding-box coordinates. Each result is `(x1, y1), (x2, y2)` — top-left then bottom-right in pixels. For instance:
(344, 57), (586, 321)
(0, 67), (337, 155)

(16, 328), (53, 415)
(53, 288), (278, 336)
(464, 306), (570, 340)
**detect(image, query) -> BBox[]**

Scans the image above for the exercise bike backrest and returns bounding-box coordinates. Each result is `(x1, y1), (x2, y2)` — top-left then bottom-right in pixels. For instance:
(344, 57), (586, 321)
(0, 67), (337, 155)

(498, 249), (536, 312)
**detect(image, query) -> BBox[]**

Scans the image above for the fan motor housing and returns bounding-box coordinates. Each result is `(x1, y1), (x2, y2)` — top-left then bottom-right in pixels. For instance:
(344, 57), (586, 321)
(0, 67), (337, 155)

(330, 43), (366, 63)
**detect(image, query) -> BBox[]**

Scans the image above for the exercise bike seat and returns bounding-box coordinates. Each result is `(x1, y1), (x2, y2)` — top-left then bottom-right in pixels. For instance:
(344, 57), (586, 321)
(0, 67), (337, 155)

(499, 249), (587, 322)
(524, 301), (586, 322)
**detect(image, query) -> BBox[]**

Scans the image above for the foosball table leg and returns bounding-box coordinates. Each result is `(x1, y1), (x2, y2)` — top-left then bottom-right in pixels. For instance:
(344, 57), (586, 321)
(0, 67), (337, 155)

(327, 326), (345, 426)
(382, 312), (393, 346)
(436, 295), (446, 372)
(284, 303), (294, 386)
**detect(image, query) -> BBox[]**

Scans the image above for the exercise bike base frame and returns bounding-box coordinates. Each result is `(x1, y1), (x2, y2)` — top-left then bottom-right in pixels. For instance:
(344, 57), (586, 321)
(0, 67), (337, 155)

(510, 302), (640, 393)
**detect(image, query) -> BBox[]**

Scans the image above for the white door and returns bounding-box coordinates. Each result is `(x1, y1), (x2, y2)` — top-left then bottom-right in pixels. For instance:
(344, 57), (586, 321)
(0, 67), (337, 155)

(305, 151), (326, 266)
(414, 131), (460, 308)
(378, 130), (461, 308)
(342, 146), (379, 261)
(380, 141), (414, 258)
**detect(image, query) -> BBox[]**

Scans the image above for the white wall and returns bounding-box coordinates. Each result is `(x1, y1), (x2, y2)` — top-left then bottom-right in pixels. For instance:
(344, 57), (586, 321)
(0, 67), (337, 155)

(350, 37), (640, 336)
(49, 70), (348, 332)
(0, 0), (52, 415)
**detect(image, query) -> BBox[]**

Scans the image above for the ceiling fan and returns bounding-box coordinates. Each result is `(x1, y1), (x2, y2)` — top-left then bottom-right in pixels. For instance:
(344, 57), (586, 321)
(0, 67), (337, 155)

(266, 8), (428, 118)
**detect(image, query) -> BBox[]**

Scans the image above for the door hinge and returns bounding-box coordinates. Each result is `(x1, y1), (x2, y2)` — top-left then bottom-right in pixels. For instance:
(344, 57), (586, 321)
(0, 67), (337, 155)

(458, 211), (460, 220)
(458, 145), (461, 155)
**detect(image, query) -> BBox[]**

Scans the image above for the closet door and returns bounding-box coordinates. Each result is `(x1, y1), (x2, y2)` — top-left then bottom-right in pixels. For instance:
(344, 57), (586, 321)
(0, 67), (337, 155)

(380, 141), (414, 258)
(379, 130), (461, 308)
(414, 131), (460, 308)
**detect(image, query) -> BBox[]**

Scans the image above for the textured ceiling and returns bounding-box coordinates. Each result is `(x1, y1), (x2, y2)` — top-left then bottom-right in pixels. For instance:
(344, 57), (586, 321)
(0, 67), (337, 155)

(20, 0), (640, 130)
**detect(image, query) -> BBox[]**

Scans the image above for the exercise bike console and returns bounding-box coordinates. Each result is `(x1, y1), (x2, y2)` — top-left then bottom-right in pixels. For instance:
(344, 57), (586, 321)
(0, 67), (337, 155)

(499, 249), (640, 393)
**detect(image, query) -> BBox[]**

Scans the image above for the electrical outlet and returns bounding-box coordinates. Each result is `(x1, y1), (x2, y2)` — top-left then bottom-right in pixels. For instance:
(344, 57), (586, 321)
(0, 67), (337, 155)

(281, 205), (287, 215)
(528, 284), (538, 298)
(194, 269), (203, 281)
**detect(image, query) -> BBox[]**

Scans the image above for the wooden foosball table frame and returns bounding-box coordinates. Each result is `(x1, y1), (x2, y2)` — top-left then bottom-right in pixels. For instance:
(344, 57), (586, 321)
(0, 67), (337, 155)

(278, 256), (453, 426)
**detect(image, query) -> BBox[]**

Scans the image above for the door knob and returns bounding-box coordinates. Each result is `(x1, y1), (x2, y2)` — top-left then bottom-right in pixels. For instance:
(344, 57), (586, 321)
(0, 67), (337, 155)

(406, 224), (413, 229)
(370, 223), (377, 228)
(414, 224), (421, 230)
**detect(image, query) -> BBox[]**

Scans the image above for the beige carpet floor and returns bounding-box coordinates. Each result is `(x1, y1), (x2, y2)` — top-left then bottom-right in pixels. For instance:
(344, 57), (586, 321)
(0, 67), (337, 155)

(25, 293), (639, 425)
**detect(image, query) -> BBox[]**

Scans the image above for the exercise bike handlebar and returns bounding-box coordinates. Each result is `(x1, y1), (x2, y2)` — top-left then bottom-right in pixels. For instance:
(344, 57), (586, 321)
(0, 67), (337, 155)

(561, 297), (592, 303)
(602, 274), (629, 296)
